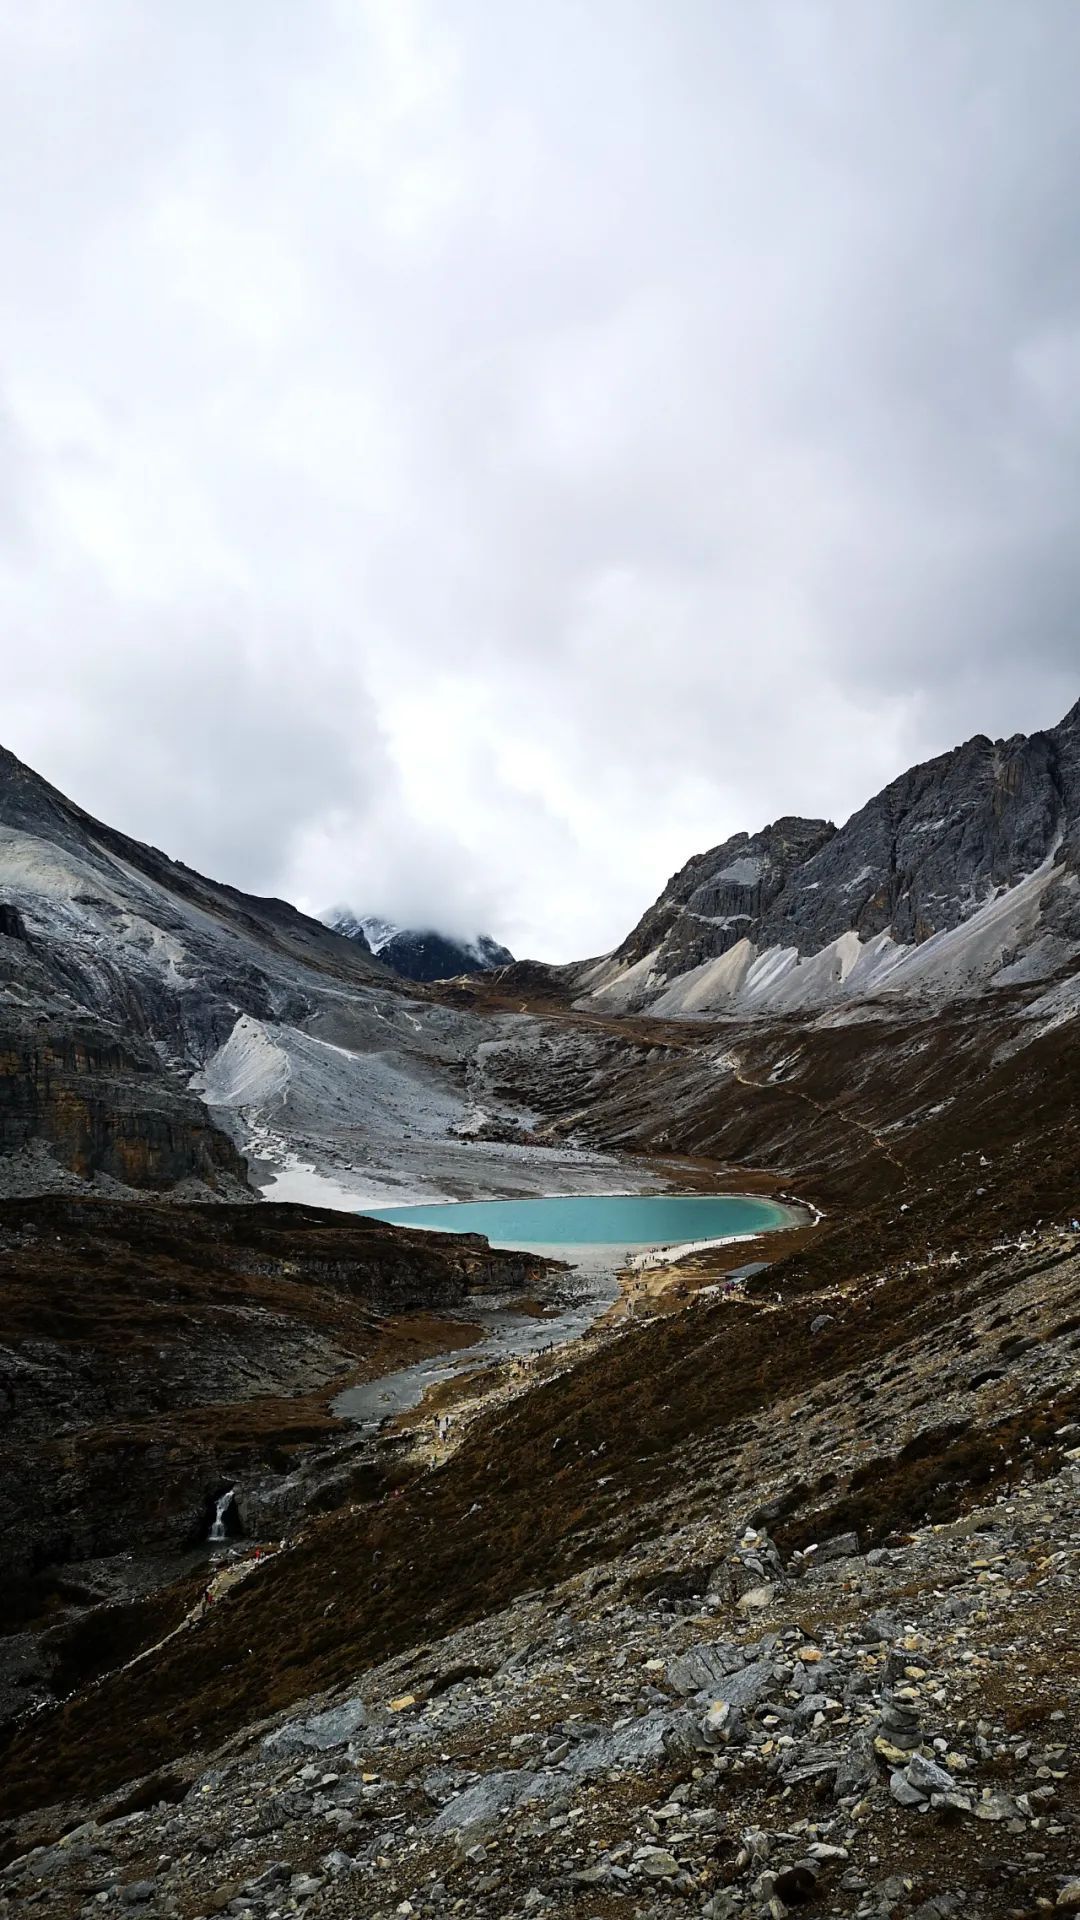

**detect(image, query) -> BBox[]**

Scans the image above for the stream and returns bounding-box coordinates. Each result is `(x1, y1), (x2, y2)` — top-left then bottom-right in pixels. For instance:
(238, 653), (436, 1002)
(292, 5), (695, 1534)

(332, 1247), (619, 1433)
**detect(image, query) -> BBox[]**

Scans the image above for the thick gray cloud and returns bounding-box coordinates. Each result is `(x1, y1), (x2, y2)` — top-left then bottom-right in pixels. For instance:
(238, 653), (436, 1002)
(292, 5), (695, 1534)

(1, 0), (1078, 959)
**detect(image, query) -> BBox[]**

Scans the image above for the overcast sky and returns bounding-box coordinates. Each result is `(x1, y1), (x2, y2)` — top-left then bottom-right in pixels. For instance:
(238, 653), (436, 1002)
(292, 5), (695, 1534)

(2, 1), (1079, 960)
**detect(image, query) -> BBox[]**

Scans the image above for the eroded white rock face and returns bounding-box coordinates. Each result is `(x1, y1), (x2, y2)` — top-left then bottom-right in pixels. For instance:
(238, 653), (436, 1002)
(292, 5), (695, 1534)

(600, 855), (1067, 1019)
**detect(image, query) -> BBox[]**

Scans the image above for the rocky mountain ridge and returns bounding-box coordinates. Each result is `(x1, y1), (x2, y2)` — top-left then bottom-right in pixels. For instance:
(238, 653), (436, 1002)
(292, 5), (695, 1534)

(0, 743), (393, 1194)
(580, 699), (1080, 1017)
(4, 699), (1077, 1211)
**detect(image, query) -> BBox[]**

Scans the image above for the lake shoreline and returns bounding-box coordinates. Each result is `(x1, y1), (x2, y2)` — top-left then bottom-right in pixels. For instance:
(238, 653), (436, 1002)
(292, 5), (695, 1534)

(355, 1187), (803, 1250)
(330, 1190), (810, 1442)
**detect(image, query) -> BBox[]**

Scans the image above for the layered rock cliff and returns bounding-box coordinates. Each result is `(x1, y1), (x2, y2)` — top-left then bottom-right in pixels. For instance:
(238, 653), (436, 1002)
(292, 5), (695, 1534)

(0, 1194), (556, 1715)
(0, 1014), (248, 1192)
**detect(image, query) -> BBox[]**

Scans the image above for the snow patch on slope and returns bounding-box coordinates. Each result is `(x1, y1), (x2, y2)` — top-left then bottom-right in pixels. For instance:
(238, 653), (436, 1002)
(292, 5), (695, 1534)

(358, 915), (397, 954)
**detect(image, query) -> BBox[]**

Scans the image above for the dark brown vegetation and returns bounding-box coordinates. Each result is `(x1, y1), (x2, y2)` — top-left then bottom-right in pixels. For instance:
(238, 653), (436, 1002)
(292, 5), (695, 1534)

(0, 1198), (553, 1624)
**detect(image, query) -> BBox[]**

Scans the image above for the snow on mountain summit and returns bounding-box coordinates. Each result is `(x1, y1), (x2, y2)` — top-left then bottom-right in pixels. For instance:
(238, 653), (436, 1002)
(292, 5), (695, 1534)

(325, 909), (513, 983)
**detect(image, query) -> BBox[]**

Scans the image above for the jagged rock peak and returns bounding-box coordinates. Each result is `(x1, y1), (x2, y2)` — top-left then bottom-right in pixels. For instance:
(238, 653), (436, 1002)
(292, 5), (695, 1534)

(590, 696), (1080, 1012)
(614, 816), (836, 974)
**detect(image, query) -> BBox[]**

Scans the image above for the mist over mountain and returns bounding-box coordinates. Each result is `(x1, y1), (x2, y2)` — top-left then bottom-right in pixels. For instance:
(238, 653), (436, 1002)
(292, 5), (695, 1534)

(328, 910), (514, 983)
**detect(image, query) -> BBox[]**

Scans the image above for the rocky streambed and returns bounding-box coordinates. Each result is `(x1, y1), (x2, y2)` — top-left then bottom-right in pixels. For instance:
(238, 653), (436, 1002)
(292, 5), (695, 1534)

(332, 1251), (618, 1433)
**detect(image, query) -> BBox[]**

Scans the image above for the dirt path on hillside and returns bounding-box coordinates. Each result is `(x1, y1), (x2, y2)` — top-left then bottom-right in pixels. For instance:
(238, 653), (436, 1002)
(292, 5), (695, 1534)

(719, 1049), (911, 1175)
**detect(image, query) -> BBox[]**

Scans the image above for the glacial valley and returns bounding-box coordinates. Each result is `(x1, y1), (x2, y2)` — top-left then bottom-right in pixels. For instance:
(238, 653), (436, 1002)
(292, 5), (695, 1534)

(1, 709), (1080, 1920)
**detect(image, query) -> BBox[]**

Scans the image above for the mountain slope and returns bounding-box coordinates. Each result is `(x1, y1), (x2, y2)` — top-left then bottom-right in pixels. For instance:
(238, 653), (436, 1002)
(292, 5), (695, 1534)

(0, 1191), (553, 1710)
(579, 698), (1080, 1016)
(0, 746), (389, 999)
(329, 909), (514, 982)
(0, 740), (390, 1071)
(0, 744), (395, 1193)
(0, 746), (610, 1209)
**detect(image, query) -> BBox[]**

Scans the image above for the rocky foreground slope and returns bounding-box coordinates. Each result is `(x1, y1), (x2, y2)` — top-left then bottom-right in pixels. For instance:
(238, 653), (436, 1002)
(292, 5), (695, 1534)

(6, 1429), (1080, 1920)
(3, 1195), (1080, 1918)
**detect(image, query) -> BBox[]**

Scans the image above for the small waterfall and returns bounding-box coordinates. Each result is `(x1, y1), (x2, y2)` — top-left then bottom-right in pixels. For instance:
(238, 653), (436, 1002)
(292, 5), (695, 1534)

(208, 1488), (235, 1543)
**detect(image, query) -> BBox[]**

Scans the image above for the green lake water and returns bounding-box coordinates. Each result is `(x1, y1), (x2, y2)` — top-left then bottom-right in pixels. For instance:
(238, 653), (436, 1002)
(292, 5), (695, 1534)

(359, 1190), (795, 1251)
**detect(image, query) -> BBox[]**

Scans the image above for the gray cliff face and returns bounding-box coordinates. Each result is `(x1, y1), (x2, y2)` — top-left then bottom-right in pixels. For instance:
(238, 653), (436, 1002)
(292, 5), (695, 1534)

(615, 818), (837, 975)
(771, 709), (1080, 951)
(0, 1011), (247, 1191)
(612, 700), (1080, 988)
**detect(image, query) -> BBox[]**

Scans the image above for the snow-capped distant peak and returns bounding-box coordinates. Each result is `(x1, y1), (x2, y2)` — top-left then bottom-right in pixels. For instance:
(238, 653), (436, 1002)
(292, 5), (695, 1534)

(322, 908), (394, 953)
(465, 933), (515, 968)
(357, 914), (398, 955)
(325, 908), (514, 983)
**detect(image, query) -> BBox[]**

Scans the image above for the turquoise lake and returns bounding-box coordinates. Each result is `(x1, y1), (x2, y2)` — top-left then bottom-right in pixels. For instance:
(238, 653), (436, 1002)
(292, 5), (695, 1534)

(359, 1191), (797, 1251)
